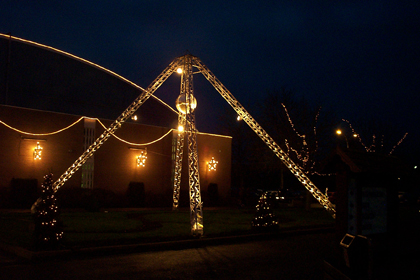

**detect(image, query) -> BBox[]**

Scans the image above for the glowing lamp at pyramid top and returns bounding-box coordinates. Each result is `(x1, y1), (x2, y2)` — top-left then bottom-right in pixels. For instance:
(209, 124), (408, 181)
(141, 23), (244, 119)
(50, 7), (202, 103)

(176, 93), (197, 114)
(336, 129), (342, 135)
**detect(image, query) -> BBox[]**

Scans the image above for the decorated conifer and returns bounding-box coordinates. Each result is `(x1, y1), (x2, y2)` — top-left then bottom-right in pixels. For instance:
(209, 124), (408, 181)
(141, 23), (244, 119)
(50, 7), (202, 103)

(251, 191), (279, 229)
(32, 173), (63, 249)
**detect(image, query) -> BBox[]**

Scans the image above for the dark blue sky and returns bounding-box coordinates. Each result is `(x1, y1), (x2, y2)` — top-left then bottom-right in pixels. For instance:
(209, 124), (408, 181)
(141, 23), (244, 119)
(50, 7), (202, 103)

(1, 1), (419, 162)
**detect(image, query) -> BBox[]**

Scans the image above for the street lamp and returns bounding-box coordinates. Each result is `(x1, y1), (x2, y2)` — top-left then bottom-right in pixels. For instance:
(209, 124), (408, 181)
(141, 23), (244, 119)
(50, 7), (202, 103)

(336, 129), (357, 149)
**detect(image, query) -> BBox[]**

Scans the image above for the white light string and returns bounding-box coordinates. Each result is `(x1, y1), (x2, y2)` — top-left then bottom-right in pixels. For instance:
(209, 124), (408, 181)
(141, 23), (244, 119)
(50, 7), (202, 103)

(341, 119), (408, 155)
(0, 117), (174, 146)
(0, 33), (179, 116)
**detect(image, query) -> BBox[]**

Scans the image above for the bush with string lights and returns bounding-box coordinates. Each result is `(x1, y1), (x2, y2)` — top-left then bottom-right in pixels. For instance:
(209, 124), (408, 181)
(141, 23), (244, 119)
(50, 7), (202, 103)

(31, 173), (63, 250)
(251, 191), (279, 229)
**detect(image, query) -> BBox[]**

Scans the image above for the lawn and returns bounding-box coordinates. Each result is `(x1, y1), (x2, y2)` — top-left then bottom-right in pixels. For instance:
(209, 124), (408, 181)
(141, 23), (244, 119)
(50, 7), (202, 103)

(0, 207), (334, 250)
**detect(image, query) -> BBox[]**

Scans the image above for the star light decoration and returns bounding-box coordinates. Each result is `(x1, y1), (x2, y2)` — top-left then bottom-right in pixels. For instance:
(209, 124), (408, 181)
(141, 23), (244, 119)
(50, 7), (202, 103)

(136, 149), (147, 167)
(33, 142), (42, 160)
(207, 157), (218, 171)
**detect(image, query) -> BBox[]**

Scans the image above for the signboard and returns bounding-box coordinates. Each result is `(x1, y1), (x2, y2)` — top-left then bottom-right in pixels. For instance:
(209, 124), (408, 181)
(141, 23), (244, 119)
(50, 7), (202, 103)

(361, 187), (387, 235)
(348, 180), (387, 235)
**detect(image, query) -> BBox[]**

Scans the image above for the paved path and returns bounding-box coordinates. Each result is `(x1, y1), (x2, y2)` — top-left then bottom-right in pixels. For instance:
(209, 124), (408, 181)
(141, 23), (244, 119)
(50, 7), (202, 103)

(0, 250), (18, 266)
(1, 232), (335, 280)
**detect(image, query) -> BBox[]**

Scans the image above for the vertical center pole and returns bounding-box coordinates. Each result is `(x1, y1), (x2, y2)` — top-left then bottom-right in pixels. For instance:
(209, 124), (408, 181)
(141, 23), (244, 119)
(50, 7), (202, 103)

(182, 55), (203, 236)
(172, 113), (185, 210)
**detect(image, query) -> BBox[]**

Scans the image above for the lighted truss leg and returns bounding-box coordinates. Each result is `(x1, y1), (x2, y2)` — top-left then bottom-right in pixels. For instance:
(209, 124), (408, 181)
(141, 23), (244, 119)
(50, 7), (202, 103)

(172, 114), (185, 209)
(187, 112), (203, 235)
(52, 57), (183, 191)
(193, 57), (336, 218)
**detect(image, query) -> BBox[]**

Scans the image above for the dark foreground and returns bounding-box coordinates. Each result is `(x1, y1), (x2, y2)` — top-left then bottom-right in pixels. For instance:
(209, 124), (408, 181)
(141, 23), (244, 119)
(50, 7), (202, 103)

(2, 230), (420, 279)
(1, 232), (335, 280)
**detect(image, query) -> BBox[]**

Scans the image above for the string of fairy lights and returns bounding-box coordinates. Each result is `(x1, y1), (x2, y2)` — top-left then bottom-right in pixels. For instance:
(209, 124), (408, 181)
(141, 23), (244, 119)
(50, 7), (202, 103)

(5, 31), (410, 223)
(0, 117), (171, 164)
(390, 133), (408, 155)
(0, 117), (218, 170)
(0, 117), (86, 136)
(0, 117), (172, 143)
(194, 57), (336, 217)
(0, 33), (179, 117)
(279, 108), (409, 177)
(280, 103), (328, 176)
(341, 119), (408, 155)
(0, 33), (334, 217)
(0, 32), (183, 168)
(32, 172), (64, 248)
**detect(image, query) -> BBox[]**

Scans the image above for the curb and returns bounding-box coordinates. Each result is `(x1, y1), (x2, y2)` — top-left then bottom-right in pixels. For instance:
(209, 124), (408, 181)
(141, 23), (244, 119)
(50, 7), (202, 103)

(0, 226), (334, 263)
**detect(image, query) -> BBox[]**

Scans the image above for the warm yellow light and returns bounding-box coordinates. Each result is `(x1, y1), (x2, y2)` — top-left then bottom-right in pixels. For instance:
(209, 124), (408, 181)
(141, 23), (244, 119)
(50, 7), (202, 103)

(237, 115), (242, 121)
(177, 68), (183, 74)
(353, 133), (358, 138)
(0, 117), (85, 136)
(136, 150), (147, 167)
(34, 142), (42, 160)
(178, 125), (184, 133)
(176, 93), (197, 114)
(193, 222), (203, 230)
(0, 34), (179, 118)
(336, 129), (342, 135)
(131, 115), (138, 121)
(208, 157), (218, 171)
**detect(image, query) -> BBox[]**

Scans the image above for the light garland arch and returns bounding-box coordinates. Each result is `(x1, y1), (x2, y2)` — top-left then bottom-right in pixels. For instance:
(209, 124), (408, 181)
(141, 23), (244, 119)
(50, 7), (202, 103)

(0, 117), (175, 146)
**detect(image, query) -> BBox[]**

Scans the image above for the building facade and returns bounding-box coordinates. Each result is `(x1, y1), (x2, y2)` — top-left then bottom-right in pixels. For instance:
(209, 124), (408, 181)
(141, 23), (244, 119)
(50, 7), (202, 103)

(0, 35), (232, 208)
(0, 105), (232, 207)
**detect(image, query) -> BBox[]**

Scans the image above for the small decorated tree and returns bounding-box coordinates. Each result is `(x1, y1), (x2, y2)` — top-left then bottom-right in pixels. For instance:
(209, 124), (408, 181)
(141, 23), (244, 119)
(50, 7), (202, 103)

(32, 173), (63, 250)
(251, 191), (279, 229)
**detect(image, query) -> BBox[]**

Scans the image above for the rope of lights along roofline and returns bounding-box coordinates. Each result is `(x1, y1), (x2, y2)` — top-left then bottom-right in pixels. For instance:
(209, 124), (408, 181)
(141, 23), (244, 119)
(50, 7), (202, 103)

(0, 117), (175, 146)
(0, 33), (179, 116)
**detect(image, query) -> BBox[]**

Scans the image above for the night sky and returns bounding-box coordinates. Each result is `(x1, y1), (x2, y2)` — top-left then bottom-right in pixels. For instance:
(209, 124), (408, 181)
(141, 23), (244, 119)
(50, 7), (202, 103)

(1, 1), (419, 163)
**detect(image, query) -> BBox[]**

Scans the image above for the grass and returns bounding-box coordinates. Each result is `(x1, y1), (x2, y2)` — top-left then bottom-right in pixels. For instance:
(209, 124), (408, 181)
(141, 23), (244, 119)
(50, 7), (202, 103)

(0, 207), (334, 250)
(0, 212), (34, 248)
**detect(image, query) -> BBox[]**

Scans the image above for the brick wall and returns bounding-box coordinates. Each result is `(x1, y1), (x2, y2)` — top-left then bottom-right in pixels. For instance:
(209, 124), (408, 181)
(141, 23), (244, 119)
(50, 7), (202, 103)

(0, 105), (232, 205)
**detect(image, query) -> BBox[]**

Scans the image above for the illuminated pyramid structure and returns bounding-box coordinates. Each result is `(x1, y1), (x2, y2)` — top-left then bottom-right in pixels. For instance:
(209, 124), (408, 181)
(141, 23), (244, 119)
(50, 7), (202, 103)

(52, 54), (335, 234)
(48, 54), (336, 235)
(3, 38), (335, 235)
